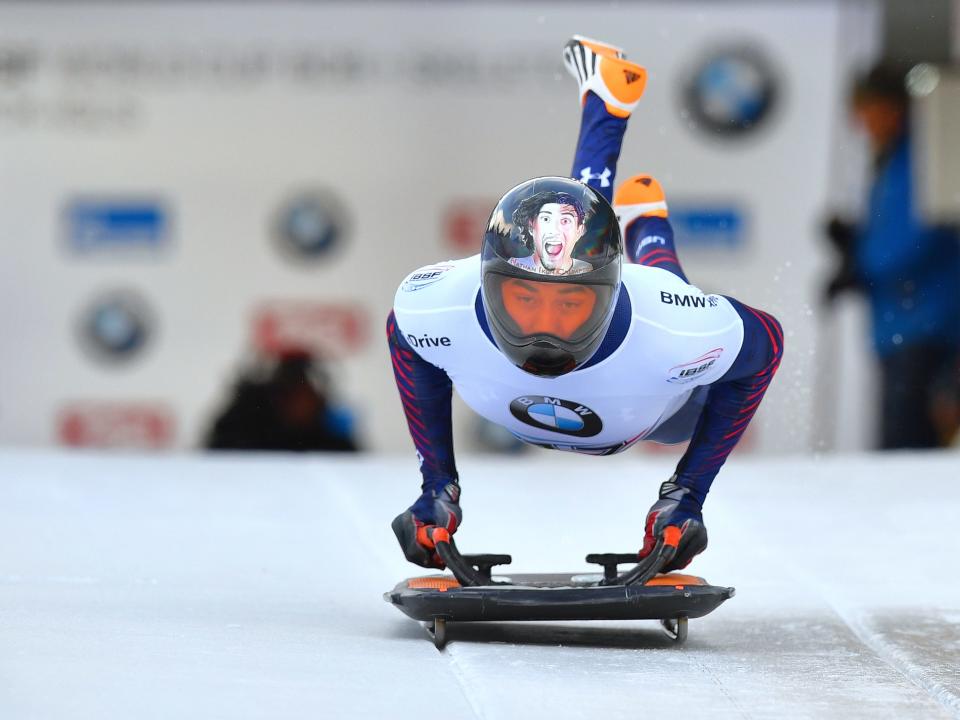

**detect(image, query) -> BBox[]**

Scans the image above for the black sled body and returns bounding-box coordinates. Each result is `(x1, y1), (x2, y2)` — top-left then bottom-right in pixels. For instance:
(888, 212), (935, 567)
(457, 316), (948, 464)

(384, 539), (735, 649)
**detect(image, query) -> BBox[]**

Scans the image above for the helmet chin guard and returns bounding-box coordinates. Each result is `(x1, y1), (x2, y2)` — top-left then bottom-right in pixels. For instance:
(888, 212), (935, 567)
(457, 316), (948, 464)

(481, 177), (622, 377)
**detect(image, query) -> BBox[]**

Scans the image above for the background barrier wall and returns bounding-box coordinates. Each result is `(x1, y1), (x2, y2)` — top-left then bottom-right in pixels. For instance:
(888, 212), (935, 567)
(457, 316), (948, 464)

(0, 1), (882, 453)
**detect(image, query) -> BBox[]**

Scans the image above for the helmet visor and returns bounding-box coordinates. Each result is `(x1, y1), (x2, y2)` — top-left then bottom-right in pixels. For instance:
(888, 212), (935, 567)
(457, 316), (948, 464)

(500, 277), (598, 341)
(484, 270), (617, 350)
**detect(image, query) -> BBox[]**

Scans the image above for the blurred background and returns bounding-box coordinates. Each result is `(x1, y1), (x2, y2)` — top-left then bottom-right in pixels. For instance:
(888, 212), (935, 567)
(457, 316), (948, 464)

(1, 0), (958, 457)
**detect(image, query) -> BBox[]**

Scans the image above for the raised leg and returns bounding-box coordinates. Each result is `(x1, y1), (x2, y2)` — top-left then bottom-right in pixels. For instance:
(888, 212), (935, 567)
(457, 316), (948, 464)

(564, 37), (646, 203)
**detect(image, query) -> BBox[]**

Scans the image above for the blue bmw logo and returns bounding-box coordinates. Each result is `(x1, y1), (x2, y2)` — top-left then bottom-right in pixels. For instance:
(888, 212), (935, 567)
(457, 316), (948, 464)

(78, 290), (154, 363)
(527, 403), (585, 432)
(684, 45), (778, 137)
(509, 395), (602, 437)
(274, 190), (348, 262)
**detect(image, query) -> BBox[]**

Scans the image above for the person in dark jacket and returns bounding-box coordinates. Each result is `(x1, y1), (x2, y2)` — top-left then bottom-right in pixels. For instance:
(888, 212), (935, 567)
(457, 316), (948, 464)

(205, 348), (359, 452)
(825, 64), (960, 448)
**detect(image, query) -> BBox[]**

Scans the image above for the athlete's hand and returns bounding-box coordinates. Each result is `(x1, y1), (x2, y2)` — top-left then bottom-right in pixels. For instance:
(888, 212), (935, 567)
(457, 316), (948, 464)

(821, 216), (863, 305)
(639, 478), (708, 572)
(391, 480), (462, 569)
(824, 216), (857, 254)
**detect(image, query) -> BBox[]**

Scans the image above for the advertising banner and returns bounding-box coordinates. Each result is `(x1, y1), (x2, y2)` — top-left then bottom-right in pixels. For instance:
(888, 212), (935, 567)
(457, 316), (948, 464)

(0, 2), (879, 453)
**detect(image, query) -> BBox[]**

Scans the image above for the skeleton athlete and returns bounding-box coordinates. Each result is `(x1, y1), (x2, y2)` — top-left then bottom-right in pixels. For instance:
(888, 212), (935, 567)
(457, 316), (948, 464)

(387, 36), (784, 572)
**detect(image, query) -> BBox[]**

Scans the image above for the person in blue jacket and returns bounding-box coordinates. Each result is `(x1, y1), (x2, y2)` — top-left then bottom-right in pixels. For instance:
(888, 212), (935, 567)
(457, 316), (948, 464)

(825, 64), (960, 449)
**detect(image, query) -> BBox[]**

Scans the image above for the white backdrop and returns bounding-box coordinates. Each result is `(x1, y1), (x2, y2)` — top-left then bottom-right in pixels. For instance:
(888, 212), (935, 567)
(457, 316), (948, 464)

(0, 1), (881, 453)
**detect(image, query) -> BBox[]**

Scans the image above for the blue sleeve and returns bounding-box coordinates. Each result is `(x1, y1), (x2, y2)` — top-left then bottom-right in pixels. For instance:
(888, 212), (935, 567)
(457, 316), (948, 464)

(386, 311), (459, 493)
(571, 93), (628, 202)
(624, 216), (689, 282)
(670, 298), (784, 507)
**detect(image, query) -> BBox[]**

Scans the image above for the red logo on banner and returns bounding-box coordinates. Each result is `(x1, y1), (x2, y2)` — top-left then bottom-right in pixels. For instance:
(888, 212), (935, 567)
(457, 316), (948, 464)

(252, 302), (368, 358)
(58, 403), (175, 449)
(443, 200), (495, 252)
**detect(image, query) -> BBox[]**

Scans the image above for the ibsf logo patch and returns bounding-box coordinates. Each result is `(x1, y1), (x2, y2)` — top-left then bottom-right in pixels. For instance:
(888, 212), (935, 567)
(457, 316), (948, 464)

(668, 348), (723, 384)
(401, 263), (454, 292)
(509, 395), (602, 437)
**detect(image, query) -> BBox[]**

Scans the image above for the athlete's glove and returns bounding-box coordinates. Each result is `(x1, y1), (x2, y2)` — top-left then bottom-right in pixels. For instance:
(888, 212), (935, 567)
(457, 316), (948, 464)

(639, 478), (708, 572)
(391, 480), (462, 569)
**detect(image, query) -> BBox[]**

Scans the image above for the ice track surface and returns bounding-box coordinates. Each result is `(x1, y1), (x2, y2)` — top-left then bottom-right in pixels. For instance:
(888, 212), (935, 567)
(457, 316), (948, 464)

(1, 450), (959, 719)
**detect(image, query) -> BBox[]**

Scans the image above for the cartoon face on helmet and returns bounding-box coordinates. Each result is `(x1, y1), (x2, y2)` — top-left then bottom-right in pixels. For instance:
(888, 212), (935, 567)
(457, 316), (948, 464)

(512, 190), (588, 275)
(481, 177), (622, 377)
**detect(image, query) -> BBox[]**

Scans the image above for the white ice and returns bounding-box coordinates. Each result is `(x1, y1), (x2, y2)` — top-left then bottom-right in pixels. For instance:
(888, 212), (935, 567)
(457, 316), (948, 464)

(1, 449), (958, 719)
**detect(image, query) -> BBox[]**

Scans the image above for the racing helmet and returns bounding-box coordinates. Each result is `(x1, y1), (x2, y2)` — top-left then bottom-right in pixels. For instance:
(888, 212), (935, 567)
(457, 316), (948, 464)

(481, 177), (622, 377)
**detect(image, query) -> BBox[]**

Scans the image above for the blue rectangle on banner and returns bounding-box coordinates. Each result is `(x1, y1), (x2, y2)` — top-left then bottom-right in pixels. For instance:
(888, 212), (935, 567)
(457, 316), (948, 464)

(66, 200), (169, 253)
(670, 205), (745, 248)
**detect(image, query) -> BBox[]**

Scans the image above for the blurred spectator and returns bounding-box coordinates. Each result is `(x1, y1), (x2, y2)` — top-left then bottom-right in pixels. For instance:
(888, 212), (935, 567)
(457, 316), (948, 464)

(824, 63), (960, 449)
(205, 348), (359, 452)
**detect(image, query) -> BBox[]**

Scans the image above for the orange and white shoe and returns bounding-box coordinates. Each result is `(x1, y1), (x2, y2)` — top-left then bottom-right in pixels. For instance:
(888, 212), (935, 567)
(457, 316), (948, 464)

(562, 36), (647, 118)
(564, 35), (625, 62)
(614, 174), (669, 232)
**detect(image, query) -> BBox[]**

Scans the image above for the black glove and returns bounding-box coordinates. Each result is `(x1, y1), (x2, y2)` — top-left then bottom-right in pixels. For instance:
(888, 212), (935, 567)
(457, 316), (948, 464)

(823, 262), (862, 303)
(822, 216), (862, 304)
(639, 478), (708, 573)
(391, 480), (462, 568)
(824, 217), (857, 254)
